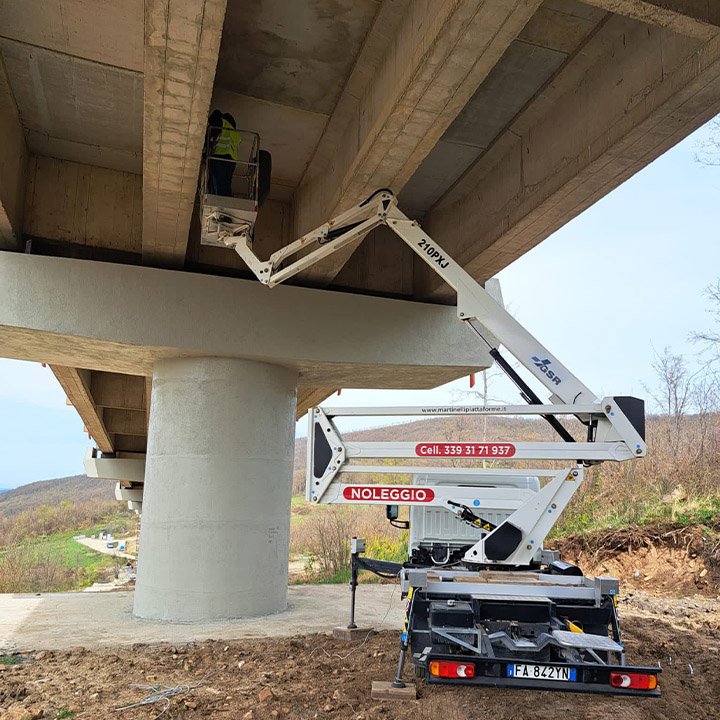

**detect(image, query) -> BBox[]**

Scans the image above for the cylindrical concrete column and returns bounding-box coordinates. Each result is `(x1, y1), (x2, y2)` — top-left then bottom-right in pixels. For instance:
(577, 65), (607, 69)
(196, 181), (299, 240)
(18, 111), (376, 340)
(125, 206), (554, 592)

(133, 357), (298, 621)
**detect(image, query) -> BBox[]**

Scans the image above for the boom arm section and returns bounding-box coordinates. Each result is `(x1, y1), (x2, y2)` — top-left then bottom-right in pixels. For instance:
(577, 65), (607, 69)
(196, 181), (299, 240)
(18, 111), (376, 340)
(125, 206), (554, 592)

(226, 189), (645, 454)
(222, 189), (646, 567)
(306, 401), (590, 566)
(224, 189), (596, 406)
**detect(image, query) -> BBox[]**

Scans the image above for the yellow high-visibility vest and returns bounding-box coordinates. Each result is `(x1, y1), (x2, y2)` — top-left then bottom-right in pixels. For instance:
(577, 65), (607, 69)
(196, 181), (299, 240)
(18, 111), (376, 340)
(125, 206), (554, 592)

(213, 118), (240, 160)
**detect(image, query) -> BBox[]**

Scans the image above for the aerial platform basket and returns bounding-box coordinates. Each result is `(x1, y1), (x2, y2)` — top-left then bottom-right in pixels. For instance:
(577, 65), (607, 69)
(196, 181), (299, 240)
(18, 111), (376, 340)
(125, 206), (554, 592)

(200, 128), (260, 247)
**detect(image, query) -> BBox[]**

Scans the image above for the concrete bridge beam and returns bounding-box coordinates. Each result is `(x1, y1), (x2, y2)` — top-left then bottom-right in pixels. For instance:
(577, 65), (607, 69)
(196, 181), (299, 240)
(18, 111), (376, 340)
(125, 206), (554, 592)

(0, 253), (487, 386)
(417, 19), (720, 300)
(0, 53), (27, 250)
(583, 0), (720, 40)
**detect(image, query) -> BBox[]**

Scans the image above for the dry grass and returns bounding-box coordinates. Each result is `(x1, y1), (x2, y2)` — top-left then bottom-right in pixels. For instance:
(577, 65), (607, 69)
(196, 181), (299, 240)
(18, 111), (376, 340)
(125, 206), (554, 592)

(557, 413), (720, 534)
(0, 502), (135, 593)
(0, 499), (122, 547)
(290, 503), (406, 581)
(0, 545), (71, 593)
(554, 523), (720, 562)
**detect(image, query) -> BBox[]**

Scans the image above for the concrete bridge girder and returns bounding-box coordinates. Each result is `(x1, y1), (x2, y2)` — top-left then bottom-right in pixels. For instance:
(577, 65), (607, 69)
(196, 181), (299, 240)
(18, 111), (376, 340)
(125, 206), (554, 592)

(0, 253), (488, 386)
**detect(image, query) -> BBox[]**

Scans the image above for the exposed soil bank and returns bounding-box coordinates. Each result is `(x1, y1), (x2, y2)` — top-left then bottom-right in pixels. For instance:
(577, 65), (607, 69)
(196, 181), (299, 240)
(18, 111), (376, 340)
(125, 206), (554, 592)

(552, 524), (720, 596)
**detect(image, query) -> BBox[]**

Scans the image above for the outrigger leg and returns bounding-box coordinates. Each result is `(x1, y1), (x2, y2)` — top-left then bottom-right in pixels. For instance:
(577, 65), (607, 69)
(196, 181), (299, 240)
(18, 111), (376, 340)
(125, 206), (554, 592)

(372, 586), (418, 700)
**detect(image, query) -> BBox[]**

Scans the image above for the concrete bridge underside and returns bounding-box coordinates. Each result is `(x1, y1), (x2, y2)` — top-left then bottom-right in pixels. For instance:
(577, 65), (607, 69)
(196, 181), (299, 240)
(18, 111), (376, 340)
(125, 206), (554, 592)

(1, 0), (719, 619)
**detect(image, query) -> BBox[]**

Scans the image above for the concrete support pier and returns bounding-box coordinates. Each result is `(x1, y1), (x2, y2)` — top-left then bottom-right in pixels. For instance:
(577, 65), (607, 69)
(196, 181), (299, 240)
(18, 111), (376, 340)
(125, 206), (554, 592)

(133, 357), (298, 621)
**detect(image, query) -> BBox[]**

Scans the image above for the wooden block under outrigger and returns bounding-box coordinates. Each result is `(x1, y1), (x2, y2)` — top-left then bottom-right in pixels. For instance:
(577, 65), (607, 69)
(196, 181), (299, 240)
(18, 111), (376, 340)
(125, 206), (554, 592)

(371, 681), (417, 701)
(333, 626), (374, 641)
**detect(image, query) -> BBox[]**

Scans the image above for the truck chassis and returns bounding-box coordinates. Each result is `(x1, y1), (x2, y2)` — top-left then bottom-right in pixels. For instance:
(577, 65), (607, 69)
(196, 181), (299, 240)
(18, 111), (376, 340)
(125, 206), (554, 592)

(349, 548), (660, 696)
(402, 567), (659, 695)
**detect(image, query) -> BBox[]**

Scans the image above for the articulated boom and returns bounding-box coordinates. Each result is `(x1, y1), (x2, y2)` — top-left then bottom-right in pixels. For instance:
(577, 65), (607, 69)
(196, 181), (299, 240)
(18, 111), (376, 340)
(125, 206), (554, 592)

(226, 188), (646, 566)
(223, 189), (602, 405)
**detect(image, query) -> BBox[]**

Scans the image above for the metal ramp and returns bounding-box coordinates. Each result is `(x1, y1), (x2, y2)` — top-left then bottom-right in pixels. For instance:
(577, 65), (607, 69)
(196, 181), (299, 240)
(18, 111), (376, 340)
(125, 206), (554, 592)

(551, 630), (623, 653)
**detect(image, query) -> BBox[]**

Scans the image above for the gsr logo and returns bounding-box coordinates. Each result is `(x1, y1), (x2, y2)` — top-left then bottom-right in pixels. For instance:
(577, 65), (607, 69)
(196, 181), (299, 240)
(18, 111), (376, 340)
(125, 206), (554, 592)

(532, 356), (562, 385)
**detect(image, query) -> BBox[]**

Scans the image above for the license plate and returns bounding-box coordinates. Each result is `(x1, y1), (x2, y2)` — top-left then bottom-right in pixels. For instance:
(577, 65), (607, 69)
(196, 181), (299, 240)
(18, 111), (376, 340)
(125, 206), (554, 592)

(508, 663), (577, 682)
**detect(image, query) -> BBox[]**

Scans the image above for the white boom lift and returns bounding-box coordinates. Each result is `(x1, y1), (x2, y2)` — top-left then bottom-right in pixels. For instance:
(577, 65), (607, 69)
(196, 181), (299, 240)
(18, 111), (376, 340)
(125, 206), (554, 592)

(214, 188), (659, 696)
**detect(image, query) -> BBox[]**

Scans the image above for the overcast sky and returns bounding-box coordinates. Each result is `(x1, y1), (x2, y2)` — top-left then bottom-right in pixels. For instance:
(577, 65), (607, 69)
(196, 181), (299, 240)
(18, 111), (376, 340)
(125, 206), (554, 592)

(2, 119), (719, 488)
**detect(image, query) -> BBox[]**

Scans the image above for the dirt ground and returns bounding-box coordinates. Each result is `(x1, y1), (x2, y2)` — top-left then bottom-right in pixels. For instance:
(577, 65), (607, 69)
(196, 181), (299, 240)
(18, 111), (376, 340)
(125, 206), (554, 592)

(2, 527), (719, 720)
(0, 594), (718, 720)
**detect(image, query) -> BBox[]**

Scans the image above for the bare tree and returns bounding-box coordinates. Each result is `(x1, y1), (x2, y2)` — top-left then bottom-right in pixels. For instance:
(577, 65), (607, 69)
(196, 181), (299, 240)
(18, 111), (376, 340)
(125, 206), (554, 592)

(692, 279), (720, 366)
(646, 347), (700, 456)
(448, 366), (509, 467)
(694, 117), (720, 166)
(690, 374), (720, 467)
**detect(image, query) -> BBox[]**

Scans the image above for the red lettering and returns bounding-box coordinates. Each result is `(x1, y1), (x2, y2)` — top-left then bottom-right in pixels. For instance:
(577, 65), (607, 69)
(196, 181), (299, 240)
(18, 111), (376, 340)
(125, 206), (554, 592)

(342, 486), (435, 503)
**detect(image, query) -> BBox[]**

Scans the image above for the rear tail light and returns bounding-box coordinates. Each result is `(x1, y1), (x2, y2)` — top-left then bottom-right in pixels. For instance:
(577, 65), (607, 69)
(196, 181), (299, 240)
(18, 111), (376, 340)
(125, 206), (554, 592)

(610, 672), (658, 690)
(429, 660), (476, 679)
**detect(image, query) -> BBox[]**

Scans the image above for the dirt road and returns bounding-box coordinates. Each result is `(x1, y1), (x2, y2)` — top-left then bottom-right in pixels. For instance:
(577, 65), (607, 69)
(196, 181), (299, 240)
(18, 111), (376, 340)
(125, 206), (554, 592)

(1, 594), (718, 719)
(73, 536), (135, 561)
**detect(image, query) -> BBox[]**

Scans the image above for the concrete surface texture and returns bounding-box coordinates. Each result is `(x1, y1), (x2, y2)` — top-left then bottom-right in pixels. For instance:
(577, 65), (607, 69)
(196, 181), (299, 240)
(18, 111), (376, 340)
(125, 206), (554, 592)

(133, 357), (298, 621)
(0, 54), (26, 249)
(0, 585), (403, 652)
(0, 252), (487, 381)
(0, 0), (143, 175)
(143, 0), (226, 266)
(23, 156), (143, 254)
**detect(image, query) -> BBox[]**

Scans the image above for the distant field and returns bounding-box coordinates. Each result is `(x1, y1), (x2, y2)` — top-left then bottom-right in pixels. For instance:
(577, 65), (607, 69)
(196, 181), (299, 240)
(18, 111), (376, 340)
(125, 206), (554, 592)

(0, 519), (134, 593)
(27, 526), (114, 570)
(0, 473), (134, 593)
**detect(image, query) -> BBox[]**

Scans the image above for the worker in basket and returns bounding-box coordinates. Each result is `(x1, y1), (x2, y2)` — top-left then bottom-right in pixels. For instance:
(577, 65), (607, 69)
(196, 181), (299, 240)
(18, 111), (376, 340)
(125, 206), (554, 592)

(207, 109), (240, 197)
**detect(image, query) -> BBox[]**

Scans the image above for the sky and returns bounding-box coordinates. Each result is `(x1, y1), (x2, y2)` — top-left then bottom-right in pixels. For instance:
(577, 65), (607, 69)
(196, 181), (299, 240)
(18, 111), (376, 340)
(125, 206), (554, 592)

(1, 119), (719, 487)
